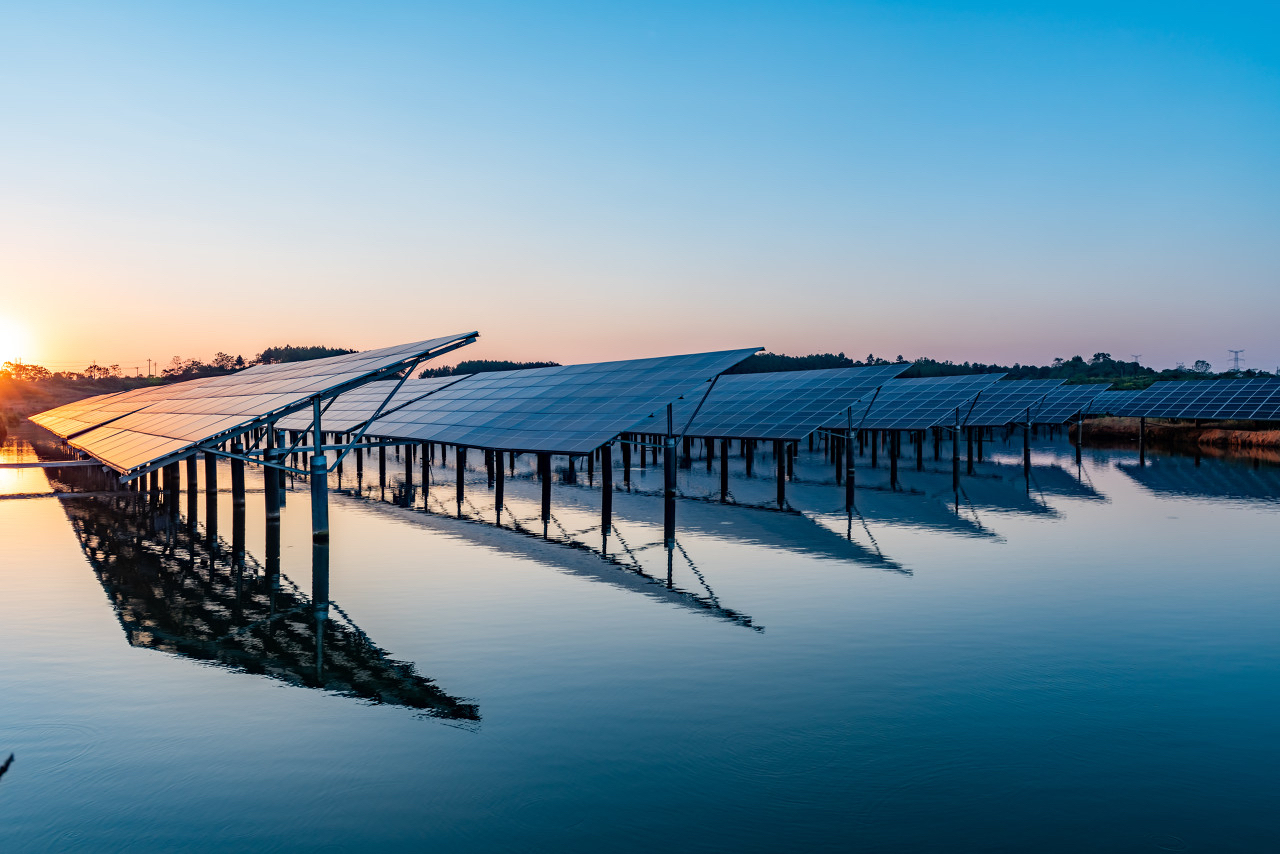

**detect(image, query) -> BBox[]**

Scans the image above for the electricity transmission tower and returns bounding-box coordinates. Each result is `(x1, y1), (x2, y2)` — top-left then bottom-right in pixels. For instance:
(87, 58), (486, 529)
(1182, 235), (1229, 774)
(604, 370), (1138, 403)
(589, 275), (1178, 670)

(1228, 349), (1244, 371)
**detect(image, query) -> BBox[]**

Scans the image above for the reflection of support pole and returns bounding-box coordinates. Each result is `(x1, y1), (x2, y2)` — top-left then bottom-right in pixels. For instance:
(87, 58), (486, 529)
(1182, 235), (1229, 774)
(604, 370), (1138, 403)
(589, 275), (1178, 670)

(1075, 410), (1083, 466)
(745, 440), (754, 477)
(1138, 417), (1146, 466)
(378, 445), (387, 494)
(966, 427), (974, 475)
(312, 540), (329, 681)
(706, 438), (713, 472)
(232, 489), (246, 569)
(870, 430), (878, 468)
(916, 430), (924, 472)
(265, 444), (281, 522)
(600, 443), (612, 536)
(265, 518), (281, 596)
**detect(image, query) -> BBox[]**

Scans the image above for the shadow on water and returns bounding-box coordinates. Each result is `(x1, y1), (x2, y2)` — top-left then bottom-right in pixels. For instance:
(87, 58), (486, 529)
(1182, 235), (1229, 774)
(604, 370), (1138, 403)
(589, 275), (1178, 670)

(58, 490), (480, 725)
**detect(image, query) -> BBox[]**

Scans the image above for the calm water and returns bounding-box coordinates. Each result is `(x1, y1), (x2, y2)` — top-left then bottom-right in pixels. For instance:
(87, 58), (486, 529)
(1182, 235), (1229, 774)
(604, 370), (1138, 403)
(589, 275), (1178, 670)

(2, 426), (1278, 852)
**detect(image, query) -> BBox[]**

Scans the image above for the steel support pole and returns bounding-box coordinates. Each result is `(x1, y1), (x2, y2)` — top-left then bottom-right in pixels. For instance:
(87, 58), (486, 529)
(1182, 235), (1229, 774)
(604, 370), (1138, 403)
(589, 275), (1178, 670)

(378, 445), (387, 492)
(1139, 417), (1146, 466)
(310, 455), (329, 541)
(601, 444), (613, 531)
(456, 446), (465, 513)
(494, 449), (505, 521)
(621, 437), (631, 486)
(204, 451), (218, 538)
(231, 441), (246, 509)
(720, 439), (729, 502)
(185, 455), (198, 524)
(775, 440), (786, 509)
(663, 435), (676, 546)
(538, 452), (551, 532)
(845, 411), (855, 511)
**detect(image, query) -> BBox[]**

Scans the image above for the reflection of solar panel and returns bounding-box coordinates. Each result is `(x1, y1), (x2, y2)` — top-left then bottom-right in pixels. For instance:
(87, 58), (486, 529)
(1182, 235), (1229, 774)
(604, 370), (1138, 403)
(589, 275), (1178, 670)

(367, 349), (759, 454)
(1034, 384), (1110, 423)
(275, 377), (468, 434)
(1119, 379), (1280, 420)
(647, 364), (908, 440)
(856, 375), (1006, 430)
(962, 380), (1065, 427)
(31, 334), (478, 474)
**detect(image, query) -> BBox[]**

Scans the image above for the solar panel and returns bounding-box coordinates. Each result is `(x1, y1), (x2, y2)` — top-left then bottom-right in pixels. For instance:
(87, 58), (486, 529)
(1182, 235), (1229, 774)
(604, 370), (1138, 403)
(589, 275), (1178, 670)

(854, 374), (1007, 430)
(1119, 378), (1280, 421)
(1087, 389), (1142, 415)
(366, 348), (760, 454)
(643, 364), (909, 441)
(274, 376), (469, 434)
(33, 334), (478, 474)
(961, 380), (1066, 427)
(1032, 384), (1111, 423)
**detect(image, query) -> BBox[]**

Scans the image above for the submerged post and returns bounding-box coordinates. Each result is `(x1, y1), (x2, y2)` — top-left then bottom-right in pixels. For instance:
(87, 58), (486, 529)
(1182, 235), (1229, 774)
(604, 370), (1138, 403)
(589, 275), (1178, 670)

(775, 439), (786, 509)
(204, 451), (219, 536)
(310, 398), (329, 542)
(538, 452), (552, 534)
(185, 454), (198, 524)
(601, 443), (613, 535)
(1135, 415), (1151, 464)
(663, 405), (676, 547)
(456, 446), (466, 514)
(719, 439), (729, 503)
(494, 448), (505, 521)
(916, 430), (924, 472)
(231, 440), (246, 509)
(621, 437), (632, 487)
(845, 409), (855, 510)
(952, 409), (961, 490)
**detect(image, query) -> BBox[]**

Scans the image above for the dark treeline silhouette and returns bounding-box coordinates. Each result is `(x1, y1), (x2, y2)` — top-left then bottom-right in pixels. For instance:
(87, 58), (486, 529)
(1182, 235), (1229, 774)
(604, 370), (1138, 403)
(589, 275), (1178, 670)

(419, 359), (561, 378)
(731, 352), (1273, 389)
(254, 345), (356, 365)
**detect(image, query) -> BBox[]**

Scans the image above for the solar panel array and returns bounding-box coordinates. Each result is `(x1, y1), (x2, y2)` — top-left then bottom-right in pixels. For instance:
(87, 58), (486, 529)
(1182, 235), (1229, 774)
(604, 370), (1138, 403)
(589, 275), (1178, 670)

(642, 364), (909, 440)
(1114, 379), (1280, 420)
(1032, 384), (1111, 423)
(1087, 389), (1141, 415)
(274, 376), (469, 434)
(961, 380), (1066, 427)
(366, 348), (760, 454)
(854, 374), (1007, 430)
(32, 334), (478, 474)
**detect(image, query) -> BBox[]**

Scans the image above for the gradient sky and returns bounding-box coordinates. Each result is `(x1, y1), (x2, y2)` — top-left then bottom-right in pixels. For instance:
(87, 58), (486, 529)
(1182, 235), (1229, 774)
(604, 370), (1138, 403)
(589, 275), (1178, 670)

(2, 1), (1277, 373)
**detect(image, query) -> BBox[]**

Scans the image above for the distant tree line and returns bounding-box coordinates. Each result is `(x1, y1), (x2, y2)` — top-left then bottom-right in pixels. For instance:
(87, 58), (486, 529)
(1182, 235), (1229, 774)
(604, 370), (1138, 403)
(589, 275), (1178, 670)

(418, 359), (561, 378)
(729, 351), (1271, 389)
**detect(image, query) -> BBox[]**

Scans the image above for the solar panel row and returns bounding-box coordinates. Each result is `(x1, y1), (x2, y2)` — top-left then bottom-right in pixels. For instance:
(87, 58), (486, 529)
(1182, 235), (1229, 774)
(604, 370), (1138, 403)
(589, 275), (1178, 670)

(34, 334), (478, 474)
(366, 349), (761, 455)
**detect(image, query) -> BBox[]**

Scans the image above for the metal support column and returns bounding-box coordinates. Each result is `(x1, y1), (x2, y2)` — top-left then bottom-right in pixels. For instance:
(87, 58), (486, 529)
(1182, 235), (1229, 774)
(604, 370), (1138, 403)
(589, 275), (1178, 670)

(1139, 417), (1146, 466)
(456, 446), (466, 514)
(600, 443), (613, 536)
(494, 449), (505, 521)
(204, 451), (218, 538)
(775, 439), (786, 509)
(622, 437), (631, 486)
(185, 454), (198, 524)
(231, 441), (246, 509)
(538, 452), (551, 534)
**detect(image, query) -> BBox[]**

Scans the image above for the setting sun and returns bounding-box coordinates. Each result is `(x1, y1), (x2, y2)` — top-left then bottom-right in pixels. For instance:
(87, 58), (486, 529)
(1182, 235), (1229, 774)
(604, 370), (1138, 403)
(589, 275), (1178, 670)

(0, 315), (31, 365)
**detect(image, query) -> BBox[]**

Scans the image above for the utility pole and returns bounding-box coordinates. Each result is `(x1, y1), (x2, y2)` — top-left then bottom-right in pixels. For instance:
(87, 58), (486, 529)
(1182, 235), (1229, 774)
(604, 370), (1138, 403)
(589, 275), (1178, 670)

(147, 358), (151, 378)
(1228, 349), (1244, 372)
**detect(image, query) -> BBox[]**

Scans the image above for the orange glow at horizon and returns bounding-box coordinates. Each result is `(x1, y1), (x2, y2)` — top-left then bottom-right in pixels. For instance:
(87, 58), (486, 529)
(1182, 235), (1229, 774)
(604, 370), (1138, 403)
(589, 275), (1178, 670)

(0, 315), (32, 365)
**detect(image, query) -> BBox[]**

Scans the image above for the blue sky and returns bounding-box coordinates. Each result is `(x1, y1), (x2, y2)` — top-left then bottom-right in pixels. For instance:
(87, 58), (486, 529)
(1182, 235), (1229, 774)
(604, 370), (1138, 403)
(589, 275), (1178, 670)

(1, 1), (1276, 372)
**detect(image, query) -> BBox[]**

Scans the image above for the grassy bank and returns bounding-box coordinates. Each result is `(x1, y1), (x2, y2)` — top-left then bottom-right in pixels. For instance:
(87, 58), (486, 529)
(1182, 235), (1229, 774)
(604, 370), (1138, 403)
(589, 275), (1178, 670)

(1076, 417), (1280, 449)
